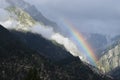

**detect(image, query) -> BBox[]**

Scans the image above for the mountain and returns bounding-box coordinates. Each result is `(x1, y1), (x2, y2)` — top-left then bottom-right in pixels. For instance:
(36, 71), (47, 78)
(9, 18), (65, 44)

(11, 30), (75, 63)
(97, 40), (120, 80)
(5, 6), (36, 31)
(111, 35), (120, 43)
(0, 25), (114, 80)
(0, 0), (84, 61)
(108, 67), (120, 80)
(1, 5), (73, 62)
(85, 33), (108, 57)
(0, 2), (87, 62)
(0, 0), (117, 79)
(2, 0), (110, 62)
(6, 0), (59, 31)
(3, 0), (117, 61)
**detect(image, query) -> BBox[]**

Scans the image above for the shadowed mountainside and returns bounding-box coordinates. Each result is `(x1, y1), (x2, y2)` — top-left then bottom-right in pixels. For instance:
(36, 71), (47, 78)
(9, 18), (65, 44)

(0, 25), (115, 80)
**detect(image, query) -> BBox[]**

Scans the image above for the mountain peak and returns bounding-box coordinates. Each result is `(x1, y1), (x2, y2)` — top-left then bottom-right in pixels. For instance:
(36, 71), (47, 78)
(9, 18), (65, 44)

(6, 0), (58, 29)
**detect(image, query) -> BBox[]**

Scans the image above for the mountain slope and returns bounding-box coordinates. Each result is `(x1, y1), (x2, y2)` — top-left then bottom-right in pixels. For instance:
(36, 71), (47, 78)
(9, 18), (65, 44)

(108, 67), (120, 80)
(6, 0), (58, 29)
(4, 6), (36, 31)
(86, 33), (108, 57)
(0, 1), (83, 61)
(0, 25), (114, 80)
(11, 30), (75, 63)
(4, 0), (115, 62)
(97, 40), (120, 80)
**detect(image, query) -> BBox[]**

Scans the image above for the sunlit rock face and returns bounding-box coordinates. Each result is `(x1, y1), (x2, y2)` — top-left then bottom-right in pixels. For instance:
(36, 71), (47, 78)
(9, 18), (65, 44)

(97, 40), (120, 73)
(3, 6), (35, 31)
(6, 0), (58, 29)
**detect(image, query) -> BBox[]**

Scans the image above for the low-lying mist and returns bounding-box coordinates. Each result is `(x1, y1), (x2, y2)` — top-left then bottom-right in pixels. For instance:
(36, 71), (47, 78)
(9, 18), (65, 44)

(29, 24), (84, 58)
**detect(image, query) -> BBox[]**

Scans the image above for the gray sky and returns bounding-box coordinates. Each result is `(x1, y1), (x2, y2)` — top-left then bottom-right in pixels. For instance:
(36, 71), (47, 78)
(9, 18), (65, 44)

(25, 0), (120, 36)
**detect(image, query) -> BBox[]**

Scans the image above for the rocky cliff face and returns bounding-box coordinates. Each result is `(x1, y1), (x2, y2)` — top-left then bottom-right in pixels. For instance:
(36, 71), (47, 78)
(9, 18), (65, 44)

(97, 40), (120, 80)
(98, 40), (120, 73)
(6, 6), (36, 31)
(6, 0), (58, 30)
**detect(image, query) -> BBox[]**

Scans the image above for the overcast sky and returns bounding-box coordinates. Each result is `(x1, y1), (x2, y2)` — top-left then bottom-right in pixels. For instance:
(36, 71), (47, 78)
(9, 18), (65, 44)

(25, 0), (120, 36)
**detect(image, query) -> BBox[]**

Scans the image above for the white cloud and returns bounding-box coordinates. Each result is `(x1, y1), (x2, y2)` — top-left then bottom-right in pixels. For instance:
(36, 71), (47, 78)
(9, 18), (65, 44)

(51, 33), (81, 56)
(31, 24), (83, 58)
(30, 24), (54, 39)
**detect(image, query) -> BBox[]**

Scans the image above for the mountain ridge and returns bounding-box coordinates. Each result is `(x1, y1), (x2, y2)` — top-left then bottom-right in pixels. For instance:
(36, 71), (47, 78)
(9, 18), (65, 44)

(6, 0), (58, 29)
(97, 40), (120, 80)
(0, 24), (114, 80)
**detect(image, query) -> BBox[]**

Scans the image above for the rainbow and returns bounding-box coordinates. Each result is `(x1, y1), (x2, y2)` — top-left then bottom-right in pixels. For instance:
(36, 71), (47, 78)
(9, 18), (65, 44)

(62, 19), (98, 66)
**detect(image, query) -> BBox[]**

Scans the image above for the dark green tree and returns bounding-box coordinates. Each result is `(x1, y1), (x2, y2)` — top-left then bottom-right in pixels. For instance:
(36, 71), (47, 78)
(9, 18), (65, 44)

(25, 68), (40, 80)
